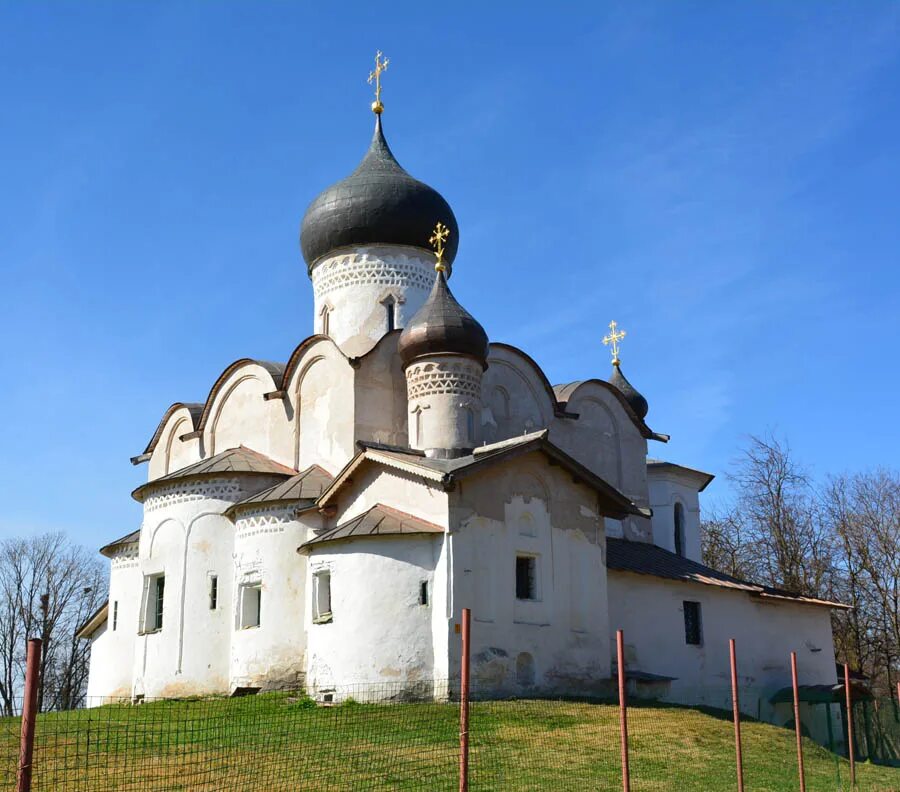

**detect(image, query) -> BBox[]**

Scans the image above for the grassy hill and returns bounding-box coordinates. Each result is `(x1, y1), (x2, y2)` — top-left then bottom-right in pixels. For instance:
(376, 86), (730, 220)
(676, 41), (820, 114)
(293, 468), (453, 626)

(2, 694), (898, 790)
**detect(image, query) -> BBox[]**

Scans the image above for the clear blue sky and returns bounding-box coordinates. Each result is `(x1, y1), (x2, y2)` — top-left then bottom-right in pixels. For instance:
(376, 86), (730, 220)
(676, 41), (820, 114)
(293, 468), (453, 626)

(1, 2), (898, 550)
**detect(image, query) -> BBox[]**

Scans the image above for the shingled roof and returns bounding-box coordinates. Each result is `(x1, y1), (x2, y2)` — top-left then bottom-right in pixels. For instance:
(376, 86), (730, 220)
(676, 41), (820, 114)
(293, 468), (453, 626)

(606, 538), (849, 609)
(226, 465), (334, 517)
(132, 446), (296, 502)
(299, 504), (443, 551)
(99, 530), (141, 557)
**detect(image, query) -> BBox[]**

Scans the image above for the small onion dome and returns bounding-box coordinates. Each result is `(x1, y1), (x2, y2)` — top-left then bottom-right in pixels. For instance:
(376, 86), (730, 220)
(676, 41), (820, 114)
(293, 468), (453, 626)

(300, 115), (459, 272)
(398, 270), (488, 367)
(609, 363), (649, 420)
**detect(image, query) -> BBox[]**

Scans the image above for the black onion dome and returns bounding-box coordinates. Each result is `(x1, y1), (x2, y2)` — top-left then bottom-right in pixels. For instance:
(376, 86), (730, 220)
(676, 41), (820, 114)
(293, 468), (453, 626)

(609, 363), (649, 420)
(398, 271), (488, 367)
(300, 115), (459, 272)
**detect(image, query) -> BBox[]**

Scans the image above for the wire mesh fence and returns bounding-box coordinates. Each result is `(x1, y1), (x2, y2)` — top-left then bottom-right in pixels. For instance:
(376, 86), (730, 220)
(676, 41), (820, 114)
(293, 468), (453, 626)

(2, 681), (900, 791)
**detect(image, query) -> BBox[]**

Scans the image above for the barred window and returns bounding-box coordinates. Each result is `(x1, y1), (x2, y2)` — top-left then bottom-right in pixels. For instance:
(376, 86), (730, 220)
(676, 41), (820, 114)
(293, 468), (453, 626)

(683, 601), (702, 645)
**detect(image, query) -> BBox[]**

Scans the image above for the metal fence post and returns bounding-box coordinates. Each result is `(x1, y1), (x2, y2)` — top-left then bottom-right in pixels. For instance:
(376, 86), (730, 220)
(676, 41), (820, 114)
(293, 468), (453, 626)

(844, 663), (856, 788)
(459, 608), (471, 792)
(730, 639), (744, 792)
(616, 629), (630, 792)
(790, 652), (806, 792)
(16, 638), (42, 792)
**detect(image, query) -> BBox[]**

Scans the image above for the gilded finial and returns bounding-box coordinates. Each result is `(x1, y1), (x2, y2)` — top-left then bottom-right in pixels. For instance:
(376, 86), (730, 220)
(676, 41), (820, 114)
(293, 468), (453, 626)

(602, 320), (627, 366)
(429, 222), (450, 272)
(367, 50), (389, 114)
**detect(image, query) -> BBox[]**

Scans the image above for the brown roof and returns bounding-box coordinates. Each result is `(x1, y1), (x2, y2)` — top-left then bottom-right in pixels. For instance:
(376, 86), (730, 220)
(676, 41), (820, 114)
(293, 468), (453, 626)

(132, 446), (296, 502)
(226, 465), (334, 517)
(606, 538), (850, 609)
(299, 504), (443, 551)
(99, 530), (141, 557)
(318, 431), (650, 521)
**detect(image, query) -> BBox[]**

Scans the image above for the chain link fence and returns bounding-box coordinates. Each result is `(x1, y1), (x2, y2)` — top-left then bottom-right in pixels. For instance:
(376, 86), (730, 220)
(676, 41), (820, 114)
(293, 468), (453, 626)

(3, 681), (900, 790)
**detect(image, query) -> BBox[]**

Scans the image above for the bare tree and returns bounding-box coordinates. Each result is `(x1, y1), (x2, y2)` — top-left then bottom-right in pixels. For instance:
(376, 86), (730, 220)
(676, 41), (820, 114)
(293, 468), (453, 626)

(704, 433), (832, 597)
(0, 533), (107, 714)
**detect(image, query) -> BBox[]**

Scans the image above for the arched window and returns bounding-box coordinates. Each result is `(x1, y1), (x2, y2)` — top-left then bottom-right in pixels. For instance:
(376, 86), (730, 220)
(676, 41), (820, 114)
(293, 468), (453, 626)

(674, 502), (685, 557)
(384, 296), (396, 332)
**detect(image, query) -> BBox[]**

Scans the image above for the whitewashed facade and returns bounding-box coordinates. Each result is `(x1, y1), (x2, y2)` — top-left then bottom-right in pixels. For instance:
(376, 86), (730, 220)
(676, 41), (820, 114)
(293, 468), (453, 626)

(79, 103), (845, 714)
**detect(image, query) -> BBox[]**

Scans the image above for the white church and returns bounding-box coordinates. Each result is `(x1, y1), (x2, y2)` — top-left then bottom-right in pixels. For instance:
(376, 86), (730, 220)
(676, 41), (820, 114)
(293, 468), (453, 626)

(78, 71), (846, 722)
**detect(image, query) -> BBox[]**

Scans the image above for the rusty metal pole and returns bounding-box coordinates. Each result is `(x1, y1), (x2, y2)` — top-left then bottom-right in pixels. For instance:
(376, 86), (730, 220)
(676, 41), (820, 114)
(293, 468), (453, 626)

(844, 663), (856, 788)
(16, 638), (42, 792)
(730, 639), (745, 792)
(459, 608), (471, 792)
(790, 652), (806, 792)
(617, 629), (630, 792)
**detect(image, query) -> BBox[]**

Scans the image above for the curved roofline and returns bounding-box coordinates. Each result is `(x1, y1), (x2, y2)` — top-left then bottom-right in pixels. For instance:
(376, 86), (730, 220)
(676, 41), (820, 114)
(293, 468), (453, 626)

(279, 334), (345, 396)
(487, 342), (565, 417)
(553, 379), (666, 442)
(135, 402), (204, 463)
(134, 333), (406, 465)
(189, 359), (286, 437)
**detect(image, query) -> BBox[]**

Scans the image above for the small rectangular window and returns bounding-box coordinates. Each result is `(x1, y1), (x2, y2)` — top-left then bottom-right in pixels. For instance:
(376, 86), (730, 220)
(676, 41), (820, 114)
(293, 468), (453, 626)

(313, 571), (332, 623)
(209, 575), (218, 610)
(684, 601), (702, 645)
(419, 580), (429, 606)
(516, 555), (538, 601)
(112, 600), (118, 631)
(239, 583), (261, 629)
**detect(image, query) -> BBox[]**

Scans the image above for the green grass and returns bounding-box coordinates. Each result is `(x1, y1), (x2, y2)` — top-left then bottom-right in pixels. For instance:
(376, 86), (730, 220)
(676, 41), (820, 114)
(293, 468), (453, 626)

(1, 694), (898, 790)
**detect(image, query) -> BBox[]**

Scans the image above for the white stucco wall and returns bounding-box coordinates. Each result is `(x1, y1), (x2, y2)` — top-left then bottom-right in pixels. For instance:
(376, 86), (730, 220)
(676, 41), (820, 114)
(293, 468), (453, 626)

(448, 453), (611, 696)
(647, 473), (703, 561)
(131, 473), (283, 698)
(230, 506), (320, 691)
(406, 355), (483, 454)
(310, 245), (438, 358)
(85, 539), (142, 703)
(607, 570), (838, 708)
(304, 534), (444, 699)
(282, 339), (355, 473)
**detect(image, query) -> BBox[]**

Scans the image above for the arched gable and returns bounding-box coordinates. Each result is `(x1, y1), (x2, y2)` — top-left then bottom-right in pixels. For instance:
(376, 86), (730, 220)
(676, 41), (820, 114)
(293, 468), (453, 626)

(281, 336), (354, 473)
(202, 361), (289, 460)
(549, 381), (649, 510)
(146, 405), (203, 480)
(483, 343), (559, 442)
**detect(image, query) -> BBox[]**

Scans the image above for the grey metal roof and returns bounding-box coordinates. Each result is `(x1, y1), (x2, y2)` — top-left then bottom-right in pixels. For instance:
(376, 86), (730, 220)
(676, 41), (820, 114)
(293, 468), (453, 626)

(606, 538), (849, 608)
(133, 446), (296, 502)
(99, 529), (141, 557)
(226, 465), (334, 517)
(609, 363), (649, 420)
(300, 115), (458, 270)
(398, 270), (488, 367)
(300, 503), (443, 551)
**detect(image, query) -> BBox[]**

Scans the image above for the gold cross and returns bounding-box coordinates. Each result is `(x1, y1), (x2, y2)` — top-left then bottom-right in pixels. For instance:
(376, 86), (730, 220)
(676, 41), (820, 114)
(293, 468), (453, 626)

(429, 222), (450, 272)
(367, 50), (390, 114)
(602, 320), (626, 366)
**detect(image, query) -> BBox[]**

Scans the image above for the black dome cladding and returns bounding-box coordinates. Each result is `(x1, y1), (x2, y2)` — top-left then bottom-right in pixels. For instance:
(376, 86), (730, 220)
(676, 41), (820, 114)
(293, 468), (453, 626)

(398, 271), (488, 367)
(300, 115), (459, 272)
(609, 364), (649, 420)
